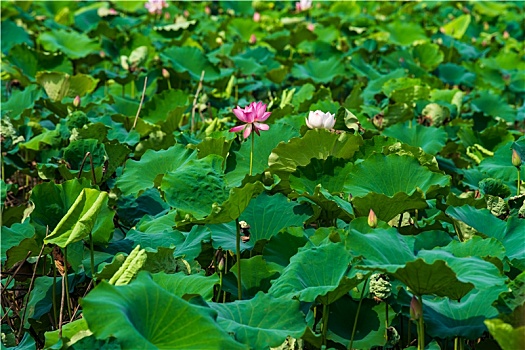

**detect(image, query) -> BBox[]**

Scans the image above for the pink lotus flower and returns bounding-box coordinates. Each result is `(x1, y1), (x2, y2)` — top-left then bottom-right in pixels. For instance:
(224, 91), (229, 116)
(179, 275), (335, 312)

(249, 34), (257, 44)
(229, 102), (271, 139)
(296, 0), (312, 12)
(145, 0), (168, 15)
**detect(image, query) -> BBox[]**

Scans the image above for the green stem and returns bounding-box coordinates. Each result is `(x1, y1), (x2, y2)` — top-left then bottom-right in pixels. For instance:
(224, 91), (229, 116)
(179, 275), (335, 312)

(131, 80), (135, 99)
(385, 302), (389, 341)
(249, 132), (254, 176)
(89, 231), (96, 286)
(235, 219), (242, 300)
(52, 263), (58, 329)
(517, 168), (521, 196)
(417, 295), (424, 350)
(217, 271), (223, 303)
(321, 303), (330, 346)
(63, 247), (72, 320)
(348, 278), (368, 350)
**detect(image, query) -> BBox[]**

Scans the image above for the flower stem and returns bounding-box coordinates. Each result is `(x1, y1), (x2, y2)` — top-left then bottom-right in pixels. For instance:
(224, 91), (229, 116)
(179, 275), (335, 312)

(235, 218), (242, 300)
(321, 302), (330, 347)
(249, 132), (254, 176)
(517, 168), (521, 196)
(89, 230), (96, 286)
(348, 277), (368, 350)
(417, 295), (424, 350)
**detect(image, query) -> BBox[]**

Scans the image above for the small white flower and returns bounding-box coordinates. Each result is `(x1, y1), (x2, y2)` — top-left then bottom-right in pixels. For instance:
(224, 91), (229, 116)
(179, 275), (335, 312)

(306, 110), (336, 129)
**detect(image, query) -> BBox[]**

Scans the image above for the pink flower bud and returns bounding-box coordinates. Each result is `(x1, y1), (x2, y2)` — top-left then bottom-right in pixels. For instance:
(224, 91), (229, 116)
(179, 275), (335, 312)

(307, 23), (315, 32)
(249, 34), (256, 45)
(73, 95), (81, 108)
(503, 31), (509, 39)
(410, 295), (422, 320)
(512, 149), (522, 168)
(162, 68), (170, 79)
(205, 6), (211, 15)
(253, 12), (261, 22)
(368, 209), (377, 228)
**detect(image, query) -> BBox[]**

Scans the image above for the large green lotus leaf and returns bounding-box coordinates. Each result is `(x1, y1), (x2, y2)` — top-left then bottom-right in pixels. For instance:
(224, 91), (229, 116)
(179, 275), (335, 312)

(268, 242), (353, 303)
(161, 46), (222, 82)
(172, 225), (211, 261)
(392, 257), (473, 300)
(36, 72), (99, 101)
(44, 188), (110, 247)
(327, 295), (395, 349)
(446, 206), (525, 269)
(162, 155), (230, 220)
(344, 154), (450, 198)
(116, 144), (196, 196)
(225, 256), (280, 299)
(2, 85), (42, 120)
(263, 229), (309, 269)
(476, 141), (522, 184)
(81, 273), (246, 349)
(2, 20), (32, 54)
(62, 139), (106, 171)
(225, 124), (298, 187)
(345, 228), (416, 270)
(239, 192), (313, 250)
(209, 292), (306, 350)
(412, 42), (444, 71)
(152, 272), (219, 301)
(30, 179), (113, 241)
(44, 318), (92, 349)
(37, 29), (101, 59)
(193, 182), (266, 226)
(424, 286), (506, 339)
(289, 156), (352, 194)
(495, 271), (525, 314)
(384, 21), (427, 46)
(437, 62), (476, 87)
(269, 129), (363, 174)
(125, 229), (185, 251)
(485, 317), (525, 350)
(142, 89), (189, 125)
(440, 236), (506, 262)
(117, 188), (169, 227)
(300, 186), (355, 223)
(382, 122), (447, 155)
(417, 250), (507, 291)
(208, 221), (252, 252)
(1, 221), (35, 264)
(351, 190), (429, 222)
(291, 56), (346, 84)
(441, 14), (471, 39)
(5, 237), (43, 269)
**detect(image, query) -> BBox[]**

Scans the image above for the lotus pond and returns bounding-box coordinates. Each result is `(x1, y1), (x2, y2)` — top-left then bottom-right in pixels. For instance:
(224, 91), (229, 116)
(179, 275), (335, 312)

(1, 1), (524, 349)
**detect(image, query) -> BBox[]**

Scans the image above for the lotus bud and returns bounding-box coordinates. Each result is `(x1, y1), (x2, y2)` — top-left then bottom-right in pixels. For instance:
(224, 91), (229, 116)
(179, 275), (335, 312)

(253, 12), (261, 22)
(410, 295), (422, 320)
(162, 68), (170, 79)
(368, 209), (377, 228)
(306, 110), (336, 130)
(205, 6), (211, 15)
(307, 23), (315, 31)
(73, 95), (81, 108)
(164, 12), (170, 20)
(503, 31), (509, 39)
(512, 149), (521, 168)
(249, 34), (256, 45)
(218, 257), (225, 272)
(183, 10), (189, 17)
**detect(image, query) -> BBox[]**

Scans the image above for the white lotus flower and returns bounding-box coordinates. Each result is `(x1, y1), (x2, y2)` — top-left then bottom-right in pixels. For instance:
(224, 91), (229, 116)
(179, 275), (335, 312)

(306, 110), (336, 129)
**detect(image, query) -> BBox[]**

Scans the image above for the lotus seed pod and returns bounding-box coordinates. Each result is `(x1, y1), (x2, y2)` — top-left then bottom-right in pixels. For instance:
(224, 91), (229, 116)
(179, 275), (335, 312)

(410, 295), (422, 320)
(512, 149), (521, 168)
(369, 273), (391, 300)
(368, 209), (378, 228)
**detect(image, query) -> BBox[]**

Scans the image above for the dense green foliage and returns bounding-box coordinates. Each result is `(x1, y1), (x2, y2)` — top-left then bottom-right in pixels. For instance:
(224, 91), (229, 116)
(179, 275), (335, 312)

(1, 1), (524, 349)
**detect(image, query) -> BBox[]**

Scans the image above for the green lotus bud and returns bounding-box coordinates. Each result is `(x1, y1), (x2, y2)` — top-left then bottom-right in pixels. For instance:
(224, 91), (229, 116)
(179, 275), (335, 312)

(410, 295), (422, 320)
(218, 257), (225, 272)
(368, 209), (377, 228)
(512, 149), (522, 168)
